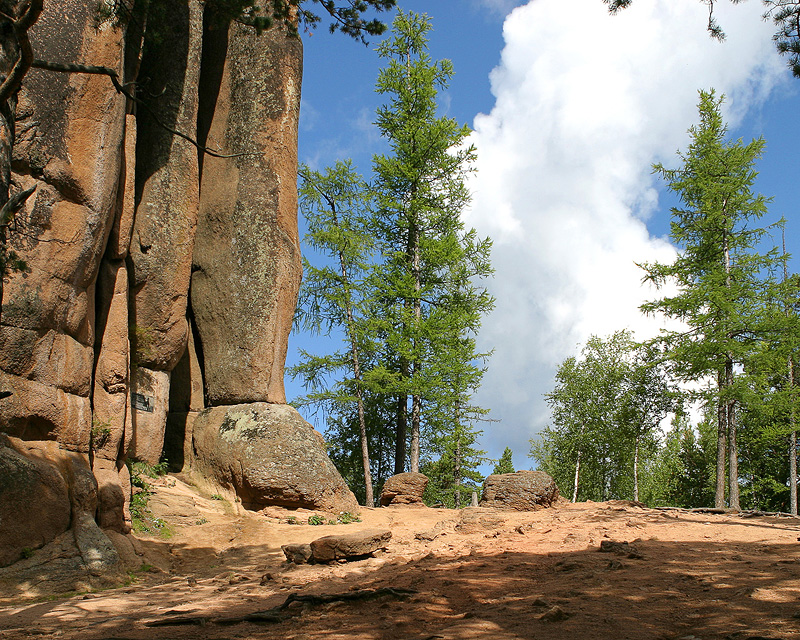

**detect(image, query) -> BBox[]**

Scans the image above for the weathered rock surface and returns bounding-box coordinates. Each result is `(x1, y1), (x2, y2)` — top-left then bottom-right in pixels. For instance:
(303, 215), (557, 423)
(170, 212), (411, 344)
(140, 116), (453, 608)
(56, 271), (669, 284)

(282, 529), (392, 564)
(310, 529), (392, 563)
(480, 471), (560, 511)
(191, 19), (302, 405)
(455, 508), (506, 534)
(281, 542), (313, 565)
(0, 435), (122, 581)
(0, 435), (70, 566)
(92, 259), (130, 463)
(129, 366), (170, 466)
(192, 403), (358, 513)
(3, 1), (127, 422)
(380, 472), (429, 506)
(93, 458), (132, 533)
(128, 0), (203, 373)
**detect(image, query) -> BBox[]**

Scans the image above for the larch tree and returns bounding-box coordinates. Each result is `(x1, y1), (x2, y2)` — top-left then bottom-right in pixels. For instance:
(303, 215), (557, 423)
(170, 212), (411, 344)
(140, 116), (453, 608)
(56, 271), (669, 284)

(291, 161), (380, 506)
(639, 90), (776, 510)
(371, 10), (493, 473)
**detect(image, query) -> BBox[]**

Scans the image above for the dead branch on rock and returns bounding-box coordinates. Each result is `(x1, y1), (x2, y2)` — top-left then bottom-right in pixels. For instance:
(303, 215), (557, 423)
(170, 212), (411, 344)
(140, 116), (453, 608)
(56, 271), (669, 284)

(146, 587), (418, 627)
(30, 59), (258, 160)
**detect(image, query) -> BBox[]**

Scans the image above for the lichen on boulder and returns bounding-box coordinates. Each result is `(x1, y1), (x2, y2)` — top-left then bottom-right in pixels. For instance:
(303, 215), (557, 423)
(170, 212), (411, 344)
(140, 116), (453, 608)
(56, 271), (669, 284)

(480, 470), (560, 511)
(191, 403), (358, 513)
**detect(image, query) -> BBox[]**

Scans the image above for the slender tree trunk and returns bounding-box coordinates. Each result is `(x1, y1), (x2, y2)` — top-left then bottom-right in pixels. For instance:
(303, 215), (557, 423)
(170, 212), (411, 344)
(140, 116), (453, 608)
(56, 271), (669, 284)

(572, 449), (581, 503)
(791, 429), (798, 516)
(321, 200), (373, 505)
(329, 207), (374, 507)
(409, 218), (421, 472)
(394, 392), (407, 474)
(454, 427), (462, 509)
(715, 372), (727, 509)
(726, 359), (740, 510)
(790, 355), (797, 516)
(410, 390), (420, 472)
(783, 232), (797, 515)
(633, 436), (640, 503)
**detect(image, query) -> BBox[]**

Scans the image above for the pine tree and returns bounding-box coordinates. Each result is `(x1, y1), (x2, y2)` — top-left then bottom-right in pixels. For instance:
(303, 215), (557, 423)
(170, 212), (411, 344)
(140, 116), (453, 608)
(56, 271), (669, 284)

(640, 90), (776, 510)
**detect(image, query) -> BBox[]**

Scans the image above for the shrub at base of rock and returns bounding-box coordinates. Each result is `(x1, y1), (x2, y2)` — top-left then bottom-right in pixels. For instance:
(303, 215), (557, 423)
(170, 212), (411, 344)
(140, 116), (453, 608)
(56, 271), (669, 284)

(191, 403), (358, 514)
(282, 529), (392, 564)
(480, 470), (560, 511)
(380, 472), (428, 506)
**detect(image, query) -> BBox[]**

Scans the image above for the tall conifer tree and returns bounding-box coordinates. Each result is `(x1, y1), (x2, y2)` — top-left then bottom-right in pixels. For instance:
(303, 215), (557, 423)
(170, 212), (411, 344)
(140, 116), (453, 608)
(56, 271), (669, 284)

(371, 11), (493, 473)
(640, 90), (775, 510)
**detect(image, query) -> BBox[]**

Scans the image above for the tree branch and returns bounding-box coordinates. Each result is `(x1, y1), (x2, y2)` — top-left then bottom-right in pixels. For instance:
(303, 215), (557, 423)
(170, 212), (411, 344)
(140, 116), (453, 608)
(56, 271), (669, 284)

(30, 59), (258, 160)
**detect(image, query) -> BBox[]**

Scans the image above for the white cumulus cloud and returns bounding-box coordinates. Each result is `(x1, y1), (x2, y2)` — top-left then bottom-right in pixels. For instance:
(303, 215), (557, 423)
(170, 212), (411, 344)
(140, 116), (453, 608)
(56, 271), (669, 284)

(465, 0), (786, 463)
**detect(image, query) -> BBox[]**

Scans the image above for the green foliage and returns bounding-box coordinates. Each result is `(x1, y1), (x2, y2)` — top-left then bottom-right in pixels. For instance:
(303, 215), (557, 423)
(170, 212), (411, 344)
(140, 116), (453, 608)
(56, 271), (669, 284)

(370, 10), (494, 473)
(90, 419), (112, 452)
(308, 514), (325, 525)
(422, 423), (487, 508)
(530, 330), (676, 503)
(101, 0), (395, 45)
(129, 325), (156, 365)
(492, 447), (515, 475)
(336, 511), (361, 524)
(293, 12), (494, 499)
(210, 494), (224, 500)
(127, 460), (173, 537)
(20, 547), (34, 559)
(286, 516), (300, 524)
(640, 90), (778, 509)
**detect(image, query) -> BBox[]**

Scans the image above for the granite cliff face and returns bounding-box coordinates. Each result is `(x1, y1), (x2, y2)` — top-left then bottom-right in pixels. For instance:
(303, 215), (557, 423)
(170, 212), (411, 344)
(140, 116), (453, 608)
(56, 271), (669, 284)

(0, 0), (356, 585)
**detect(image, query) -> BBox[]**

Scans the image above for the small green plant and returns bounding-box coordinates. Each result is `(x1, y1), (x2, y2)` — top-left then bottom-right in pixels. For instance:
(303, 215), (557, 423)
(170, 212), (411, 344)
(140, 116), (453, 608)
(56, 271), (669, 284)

(130, 324), (156, 364)
(20, 547), (34, 559)
(327, 518), (338, 525)
(90, 418), (112, 451)
(195, 517), (209, 525)
(210, 494), (224, 500)
(337, 512), (361, 524)
(286, 516), (300, 525)
(127, 459), (172, 538)
(308, 514), (325, 525)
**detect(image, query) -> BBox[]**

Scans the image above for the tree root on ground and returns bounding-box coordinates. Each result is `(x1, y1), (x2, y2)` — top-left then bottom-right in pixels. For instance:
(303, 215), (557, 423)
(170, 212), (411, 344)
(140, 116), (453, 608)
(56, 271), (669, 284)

(145, 587), (418, 627)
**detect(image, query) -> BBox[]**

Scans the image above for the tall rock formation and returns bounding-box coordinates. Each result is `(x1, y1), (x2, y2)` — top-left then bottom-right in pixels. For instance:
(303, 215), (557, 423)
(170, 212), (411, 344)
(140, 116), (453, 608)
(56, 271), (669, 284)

(0, 0), (357, 592)
(191, 17), (302, 406)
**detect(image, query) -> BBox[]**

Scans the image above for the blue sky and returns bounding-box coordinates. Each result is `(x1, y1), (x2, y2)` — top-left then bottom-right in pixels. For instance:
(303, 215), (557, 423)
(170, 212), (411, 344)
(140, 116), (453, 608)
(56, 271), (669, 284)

(287, 0), (800, 471)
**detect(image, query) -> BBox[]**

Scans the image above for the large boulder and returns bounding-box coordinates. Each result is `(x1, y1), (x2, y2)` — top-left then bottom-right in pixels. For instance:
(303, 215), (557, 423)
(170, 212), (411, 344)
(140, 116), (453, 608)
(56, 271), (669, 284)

(480, 471), (560, 511)
(191, 15), (302, 405)
(310, 529), (392, 563)
(282, 529), (392, 565)
(191, 403), (358, 513)
(380, 472), (429, 506)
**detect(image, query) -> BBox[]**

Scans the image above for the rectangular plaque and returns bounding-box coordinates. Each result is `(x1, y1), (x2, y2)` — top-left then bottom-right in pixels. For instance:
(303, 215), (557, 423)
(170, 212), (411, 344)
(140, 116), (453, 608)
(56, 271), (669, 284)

(131, 392), (154, 413)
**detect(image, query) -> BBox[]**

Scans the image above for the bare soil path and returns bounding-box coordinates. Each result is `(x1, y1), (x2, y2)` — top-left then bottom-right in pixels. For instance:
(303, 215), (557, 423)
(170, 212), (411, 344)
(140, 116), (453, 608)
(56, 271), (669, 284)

(2, 475), (800, 640)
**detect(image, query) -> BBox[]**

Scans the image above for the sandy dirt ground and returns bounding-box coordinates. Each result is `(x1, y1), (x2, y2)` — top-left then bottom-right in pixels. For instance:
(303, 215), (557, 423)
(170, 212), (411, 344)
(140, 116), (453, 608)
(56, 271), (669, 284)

(3, 474), (800, 640)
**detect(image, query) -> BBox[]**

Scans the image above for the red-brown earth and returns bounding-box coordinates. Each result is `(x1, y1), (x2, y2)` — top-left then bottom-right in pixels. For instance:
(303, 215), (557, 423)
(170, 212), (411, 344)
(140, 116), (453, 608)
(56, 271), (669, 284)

(2, 474), (800, 640)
